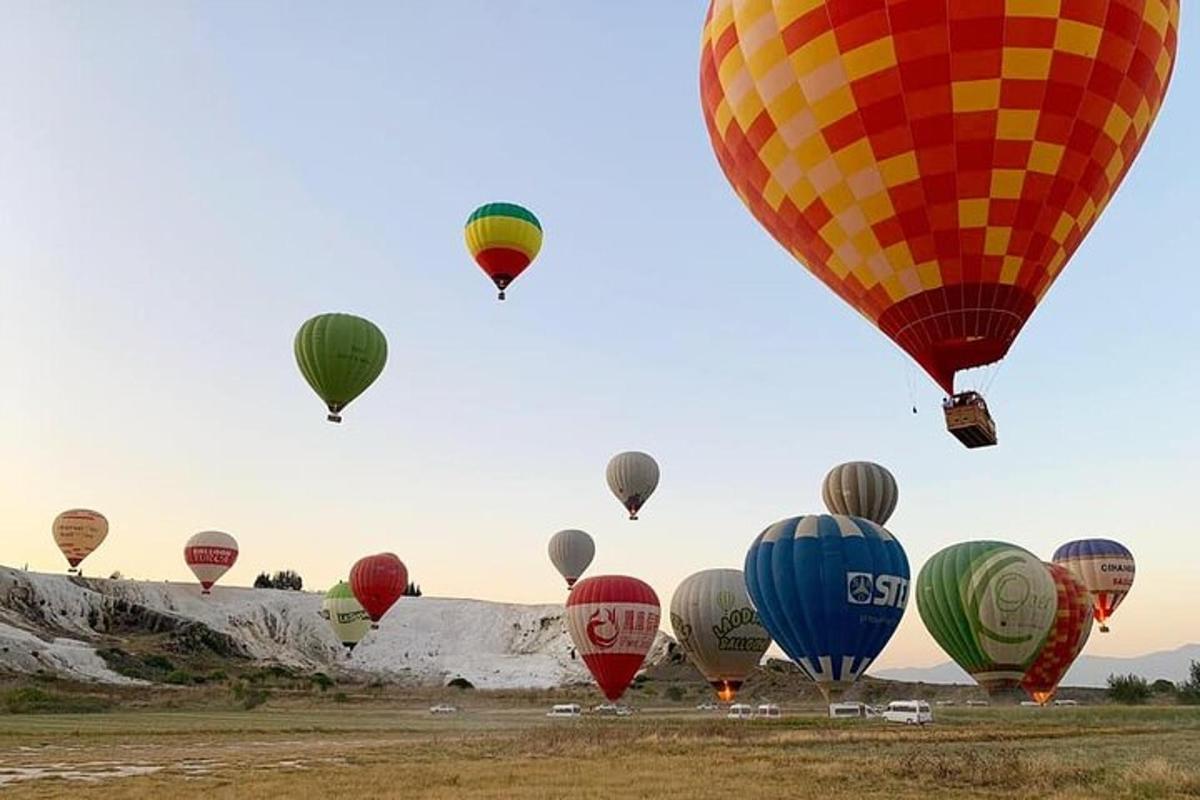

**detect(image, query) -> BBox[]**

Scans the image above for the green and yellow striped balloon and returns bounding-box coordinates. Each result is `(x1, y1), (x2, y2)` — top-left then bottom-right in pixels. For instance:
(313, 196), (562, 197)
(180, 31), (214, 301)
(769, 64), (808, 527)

(916, 541), (1056, 695)
(464, 202), (542, 300)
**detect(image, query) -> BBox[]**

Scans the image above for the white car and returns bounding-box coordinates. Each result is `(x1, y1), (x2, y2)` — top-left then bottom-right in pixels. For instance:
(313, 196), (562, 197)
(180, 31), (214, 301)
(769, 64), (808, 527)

(546, 704), (581, 718)
(882, 700), (932, 725)
(1020, 700), (1041, 707)
(965, 699), (990, 707)
(695, 702), (720, 712)
(1053, 699), (1079, 707)
(727, 703), (754, 720)
(753, 703), (782, 720)
(593, 703), (633, 717)
(429, 704), (457, 715)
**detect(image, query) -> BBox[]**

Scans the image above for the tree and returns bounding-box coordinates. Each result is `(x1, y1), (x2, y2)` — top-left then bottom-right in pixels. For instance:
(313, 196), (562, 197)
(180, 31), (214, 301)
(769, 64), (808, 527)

(1178, 661), (1200, 705)
(1151, 678), (1177, 695)
(253, 571), (304, 590)
(253, 572), (272, 589)
(1107, 673), (1151, 704)
(403, 581), (422, 597)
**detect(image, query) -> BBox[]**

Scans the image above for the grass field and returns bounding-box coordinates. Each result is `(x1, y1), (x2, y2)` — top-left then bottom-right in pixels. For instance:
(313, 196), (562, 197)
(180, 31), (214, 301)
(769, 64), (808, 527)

(1, 702), (1199, 798)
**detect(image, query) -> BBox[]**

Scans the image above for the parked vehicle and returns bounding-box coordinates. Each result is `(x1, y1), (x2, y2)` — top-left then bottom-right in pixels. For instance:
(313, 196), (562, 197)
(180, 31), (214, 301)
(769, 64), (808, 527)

(828, 702), (872, 719)
(965, 699), (990, 707)
(593, 703), (633, 717)
(546, 704), (582, 718)
(695, 702), (720, 712)
(429, 704), (457, 715)
(1053, 699), (1079, 707)
(882, 701), (932, 725)
(1020, 700), (1040, 707)
(753, 703), (782, 720)
(727, 703), (754, 720)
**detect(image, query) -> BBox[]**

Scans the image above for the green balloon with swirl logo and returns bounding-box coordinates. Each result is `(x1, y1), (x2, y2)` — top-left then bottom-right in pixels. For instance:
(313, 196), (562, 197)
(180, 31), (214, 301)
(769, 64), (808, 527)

(294, 313), (388, 423)
(916, 541), (1057, 695)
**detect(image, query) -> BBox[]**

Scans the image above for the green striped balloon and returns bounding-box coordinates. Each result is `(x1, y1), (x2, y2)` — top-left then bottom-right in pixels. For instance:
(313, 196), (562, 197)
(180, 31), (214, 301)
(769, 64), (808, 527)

(916, 541), (1056, 694)
(294, 313), (387, 423)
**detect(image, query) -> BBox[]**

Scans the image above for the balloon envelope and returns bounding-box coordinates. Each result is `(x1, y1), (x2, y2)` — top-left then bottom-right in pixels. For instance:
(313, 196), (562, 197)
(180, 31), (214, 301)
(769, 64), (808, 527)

(744, 514), (909, 701)
(670, 568), (771, 702)
(566, 575), (660, 702)
(821, 462), (898, 525)
(916, 541), (1056, 694)
(52, 509), (108, 570)
(350, 553), (407, 627)
(464, 202), (543, 299)
(606, 451), (659, 520)
(184, 531), (238, 594)
(1021, 564), (1093, 706)
(294, 313), (388, 423)
(548, 529), (595, 588)
(1053, 539), (1134, 633)
(699, 1), (1179, 393)
(321, 581), (372, 652)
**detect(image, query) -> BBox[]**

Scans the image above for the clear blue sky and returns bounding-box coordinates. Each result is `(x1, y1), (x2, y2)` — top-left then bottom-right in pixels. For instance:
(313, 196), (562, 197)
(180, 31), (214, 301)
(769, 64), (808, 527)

(0, 3), (1195, 668)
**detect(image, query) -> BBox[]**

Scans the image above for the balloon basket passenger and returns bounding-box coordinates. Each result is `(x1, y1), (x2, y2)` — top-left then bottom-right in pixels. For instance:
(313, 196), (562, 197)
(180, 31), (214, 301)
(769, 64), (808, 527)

(943, 392), (997, 449)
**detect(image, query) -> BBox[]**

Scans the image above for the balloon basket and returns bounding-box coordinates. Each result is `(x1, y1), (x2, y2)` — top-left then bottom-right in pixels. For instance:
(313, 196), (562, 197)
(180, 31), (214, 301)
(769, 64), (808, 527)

(943, 391), (997, 448)
(327, 413), (343, 424)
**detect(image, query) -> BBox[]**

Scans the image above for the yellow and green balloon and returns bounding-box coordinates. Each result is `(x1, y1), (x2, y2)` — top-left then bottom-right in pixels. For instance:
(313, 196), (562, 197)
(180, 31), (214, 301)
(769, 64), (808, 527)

(464, 202), (542, 300)
(294, 313), (387, 423)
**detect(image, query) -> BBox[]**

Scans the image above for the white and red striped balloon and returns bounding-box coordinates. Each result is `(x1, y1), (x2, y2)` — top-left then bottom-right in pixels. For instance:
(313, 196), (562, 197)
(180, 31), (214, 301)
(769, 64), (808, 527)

(184, 531), (239, 594)
(566, 575), (660, 702)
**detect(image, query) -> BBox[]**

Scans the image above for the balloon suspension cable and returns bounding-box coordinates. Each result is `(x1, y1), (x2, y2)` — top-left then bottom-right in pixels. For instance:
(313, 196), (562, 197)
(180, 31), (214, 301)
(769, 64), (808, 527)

(980, 358), (1005, 397)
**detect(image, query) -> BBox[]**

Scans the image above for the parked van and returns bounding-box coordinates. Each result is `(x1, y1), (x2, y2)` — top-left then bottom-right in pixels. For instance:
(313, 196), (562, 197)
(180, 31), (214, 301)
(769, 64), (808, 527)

(754, 703), (782, 720)
(546, 704), (581, 718)
(727, 703), (754, 720)
(882, 700), (932, 725)
(828, 702), (870, 719)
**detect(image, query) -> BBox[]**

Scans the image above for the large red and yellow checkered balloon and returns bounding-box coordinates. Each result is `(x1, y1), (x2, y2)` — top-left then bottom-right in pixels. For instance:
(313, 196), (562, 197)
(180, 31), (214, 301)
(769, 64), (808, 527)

(700, 0), (1178, 392)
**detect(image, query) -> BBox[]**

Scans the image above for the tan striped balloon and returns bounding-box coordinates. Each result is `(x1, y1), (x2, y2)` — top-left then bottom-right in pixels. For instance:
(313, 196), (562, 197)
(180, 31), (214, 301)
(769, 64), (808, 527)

(52, 509), (108, 571)
(821, 462), (898, 526)
(605, 451), (660, 520)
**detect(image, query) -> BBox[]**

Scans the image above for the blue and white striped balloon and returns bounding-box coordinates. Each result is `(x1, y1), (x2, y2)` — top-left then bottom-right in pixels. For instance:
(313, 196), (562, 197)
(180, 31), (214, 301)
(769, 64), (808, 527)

(744, 514), (910, 700)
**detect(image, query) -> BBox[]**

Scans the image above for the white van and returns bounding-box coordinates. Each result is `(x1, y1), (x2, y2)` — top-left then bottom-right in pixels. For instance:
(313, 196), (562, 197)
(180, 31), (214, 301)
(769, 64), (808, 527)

(546, 704), (581, 718)
(828, 702), (869, 719)
(727, 703), (754, 720)
(1053, 699), (1079, 707)
(882, 700), (932, 725)
(754, 703), (782, 720)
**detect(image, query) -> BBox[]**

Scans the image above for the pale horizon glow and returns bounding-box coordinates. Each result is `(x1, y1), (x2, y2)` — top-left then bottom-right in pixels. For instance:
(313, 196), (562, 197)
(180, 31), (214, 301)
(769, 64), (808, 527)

(0, 3), (1197, 671)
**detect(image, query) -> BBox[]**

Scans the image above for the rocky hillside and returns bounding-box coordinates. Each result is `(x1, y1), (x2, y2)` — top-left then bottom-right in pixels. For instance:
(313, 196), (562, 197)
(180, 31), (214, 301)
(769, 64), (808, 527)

(0, 567), (673, 689)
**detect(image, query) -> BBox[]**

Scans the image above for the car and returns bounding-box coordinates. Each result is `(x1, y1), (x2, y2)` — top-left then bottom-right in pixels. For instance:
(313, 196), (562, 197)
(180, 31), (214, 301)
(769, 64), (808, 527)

(753, 703), (782, 720)
(882, 700), (932, 725)
(1053, 699), (1079, 707)
(965, 699), (990, 707)
(695, 702), (720, 712)
(546, 704), (582, 718)
(828, 702), (871, 719)
(935, 700), (956, 707)
(727, 703), (754, 720)
(1020, 700), (1041, 707)
(593, 703), (633, 717)
(429, 704), (457, 715)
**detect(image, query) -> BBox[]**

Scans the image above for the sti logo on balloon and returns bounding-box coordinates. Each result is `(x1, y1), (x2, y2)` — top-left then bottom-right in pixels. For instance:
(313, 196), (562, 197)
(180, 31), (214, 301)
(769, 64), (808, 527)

(846, 573), (909, 608)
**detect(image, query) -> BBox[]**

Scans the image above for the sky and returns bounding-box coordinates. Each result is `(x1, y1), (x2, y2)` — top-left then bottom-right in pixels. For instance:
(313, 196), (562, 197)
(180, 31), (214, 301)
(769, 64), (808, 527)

(0, 3), (1196, 671)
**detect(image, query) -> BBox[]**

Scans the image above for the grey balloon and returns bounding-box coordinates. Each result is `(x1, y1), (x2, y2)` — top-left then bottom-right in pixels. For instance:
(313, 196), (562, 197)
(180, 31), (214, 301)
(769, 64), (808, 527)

(605, 451), (660, 520)
(821, 461), (899, 525)
(669, 568), (771, 702)
(547, 529), (595, 588)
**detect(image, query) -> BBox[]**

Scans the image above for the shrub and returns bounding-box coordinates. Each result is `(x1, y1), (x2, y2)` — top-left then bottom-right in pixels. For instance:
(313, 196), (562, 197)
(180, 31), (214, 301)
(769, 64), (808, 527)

(664, 686), (686, 702)
(447, 677), (474, 690)
(311, 672), (335, 692)
(333, 692), (349, 703)
(1107, 673), (1152, 704)
(1151, 679), (1177, 695)
(2, 688), (112, 714)
(1178, 661), (1200, 705)
(142, 654), (175, 672)
(164, 670), (193, 685)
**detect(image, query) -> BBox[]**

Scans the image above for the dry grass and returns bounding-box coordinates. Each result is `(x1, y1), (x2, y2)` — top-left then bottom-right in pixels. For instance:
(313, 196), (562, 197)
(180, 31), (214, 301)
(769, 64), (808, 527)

(0, 706), (1197, 798)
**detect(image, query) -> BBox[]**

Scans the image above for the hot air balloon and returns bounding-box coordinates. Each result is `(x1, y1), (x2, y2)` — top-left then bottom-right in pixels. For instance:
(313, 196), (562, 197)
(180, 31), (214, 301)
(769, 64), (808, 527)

(565, 575), (660, 702)
(548, 529), (595, 589)
(1053, 539), (1135, 633)
(464, 202), (543, 300)
(916, 541), (1056, 694)
(821, 462), (898, 525)
(744, 514), (909, 701)
(294, 313), (388, 423)
(51, 509), (108, 573)
(1021, 563), (1093, 706)
(606, 451), (659, 520)
(700, 1), (1179, 448)
(349, 553), (407, 628)
(670, 568), (771, 702)
(320, 581), (372, 654)
(184, 531), (238, 595)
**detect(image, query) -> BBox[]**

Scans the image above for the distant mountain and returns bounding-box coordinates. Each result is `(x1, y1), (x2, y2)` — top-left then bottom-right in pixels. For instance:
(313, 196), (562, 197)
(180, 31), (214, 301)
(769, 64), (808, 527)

(873, 643), (1200, 688)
